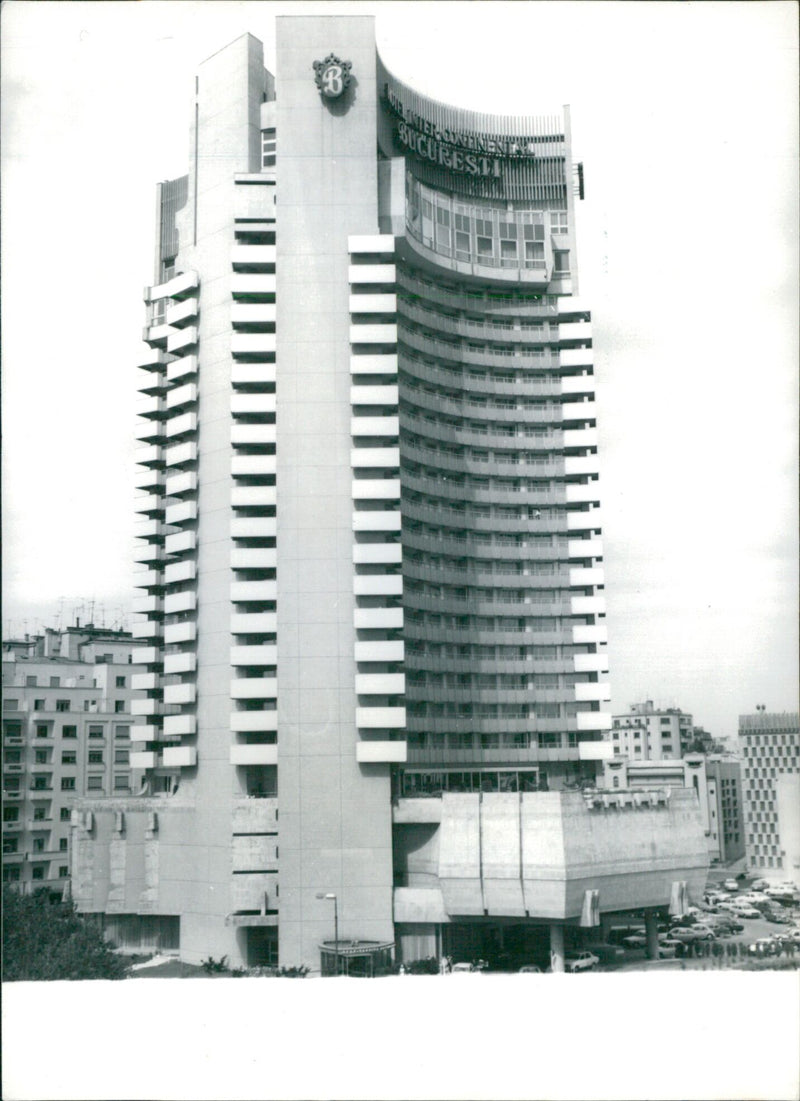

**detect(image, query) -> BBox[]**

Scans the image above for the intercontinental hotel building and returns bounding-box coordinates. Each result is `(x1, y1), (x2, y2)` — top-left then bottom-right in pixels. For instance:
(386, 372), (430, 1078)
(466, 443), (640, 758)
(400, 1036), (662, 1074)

(71, 18), (707, 972)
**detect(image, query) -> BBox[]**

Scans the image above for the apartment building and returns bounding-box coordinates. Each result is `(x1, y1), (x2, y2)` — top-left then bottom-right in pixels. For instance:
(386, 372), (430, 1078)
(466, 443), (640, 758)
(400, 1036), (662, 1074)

(2, 626), (137, 893)
(611, 700), (694, 761)
(70, 19), (707, 971)
(740, 711), (800, 877)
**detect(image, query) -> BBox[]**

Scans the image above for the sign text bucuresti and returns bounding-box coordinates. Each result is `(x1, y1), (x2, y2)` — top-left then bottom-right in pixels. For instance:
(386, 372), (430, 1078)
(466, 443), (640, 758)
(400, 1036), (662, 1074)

(386, 87), (539, 179)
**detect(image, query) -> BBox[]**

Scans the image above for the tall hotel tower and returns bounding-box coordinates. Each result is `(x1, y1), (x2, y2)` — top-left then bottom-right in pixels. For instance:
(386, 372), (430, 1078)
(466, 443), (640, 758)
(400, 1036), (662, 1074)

(72, 18), (706, 971)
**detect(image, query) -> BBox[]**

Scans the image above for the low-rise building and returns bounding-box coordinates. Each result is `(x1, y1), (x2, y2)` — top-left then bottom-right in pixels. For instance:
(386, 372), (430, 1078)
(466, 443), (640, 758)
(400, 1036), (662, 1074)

(602, 754), (745, 865)
(2, 625), (138, 893)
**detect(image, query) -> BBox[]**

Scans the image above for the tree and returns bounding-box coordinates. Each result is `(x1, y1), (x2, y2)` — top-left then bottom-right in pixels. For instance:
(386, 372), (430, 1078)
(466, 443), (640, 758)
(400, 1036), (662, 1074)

(2, 886), (128, 981)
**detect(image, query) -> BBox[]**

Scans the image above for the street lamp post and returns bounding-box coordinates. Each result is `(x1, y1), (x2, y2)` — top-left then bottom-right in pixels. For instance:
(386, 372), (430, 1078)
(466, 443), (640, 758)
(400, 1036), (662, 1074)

(316, 892), (339, 975)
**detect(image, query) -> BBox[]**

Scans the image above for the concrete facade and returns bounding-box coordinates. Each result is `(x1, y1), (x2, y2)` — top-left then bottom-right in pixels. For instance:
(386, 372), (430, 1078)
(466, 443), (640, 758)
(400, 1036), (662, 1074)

(69, 20), (707, 969)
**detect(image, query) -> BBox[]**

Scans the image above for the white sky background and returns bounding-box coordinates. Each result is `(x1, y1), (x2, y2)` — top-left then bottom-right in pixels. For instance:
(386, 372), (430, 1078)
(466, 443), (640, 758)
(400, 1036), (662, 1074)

(2, 0), (798, 742)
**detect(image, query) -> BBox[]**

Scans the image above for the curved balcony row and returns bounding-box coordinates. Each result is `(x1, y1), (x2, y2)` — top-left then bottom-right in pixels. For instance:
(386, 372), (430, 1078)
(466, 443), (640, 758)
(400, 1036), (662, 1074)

(403, 593), (576, 619)
(399, 327), (559, 369)
(400, 469), (567, 508)
(398, 357), (562, 399)
(401, 498), (568, 534)
(401, 386), (568, 426)
(401, 528), (571, 561)
(396, 268), (560, 318)
(398, 296), (558, 344)
(403, 623), (579, 647)
(404, 559), (581, 592)
(404, 686), (585, 707)
(404, 654), (582, 676)
(400, 437), (565, 478)
(399, 411), (567, 452)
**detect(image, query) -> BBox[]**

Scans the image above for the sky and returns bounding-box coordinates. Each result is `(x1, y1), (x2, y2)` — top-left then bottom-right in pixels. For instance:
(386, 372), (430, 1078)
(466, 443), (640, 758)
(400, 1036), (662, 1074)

(2, 0), (798, 742)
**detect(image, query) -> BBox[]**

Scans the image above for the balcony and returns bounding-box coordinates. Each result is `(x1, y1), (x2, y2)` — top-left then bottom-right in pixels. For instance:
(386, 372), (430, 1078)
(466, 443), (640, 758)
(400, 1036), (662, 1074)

(131, 672), (159, 691)
(231, 334), (276, 357)
(163, 652), (197, 676)
(231, 303), (276, 326)
(147, 269), (198, 301)
(163, 591), (197, 615)
(230, 744), (278, 766)
(352, 479), (400, 501)
(166, 382), (198, 411)
(130, 698), (162, 717)
(230, 613), (277, 636)
(230, 711), (278, 734)
(164, 441), (197, 467)
(353, 543), (402, 565)
(354, 640), (404, 663)
(230, 678), (277, 700)
(351, 446), (400, 469)
(351, 385), (398, 407)
(161, 746), (197, 768)
(231, 455), (276, 478)
(353, 575), (403, 597)
(574, 682), (611, 703)
(576, 711), (612, 731)
(165, 411), (197, 439)
(167, 327), (198, 355)
(230, 547), (277, 570)
(356, 741), (408, 763)
(563, 427), (598, 450)
(352, 510), (401, 532)
(231, 645), (277, 667)
(569, 566), (604, 587)
(165, 297), (198, 328)
(353, 607), (404, 630)
(167, 354), (198, 383)
(164, 530), (196, 555)
(231, 244), (276, 269)
(231, 274), (276, 297)
(231, 394), (276, 417)
(162, 715), (196, 737)
(164, 559), (196, 585)
(231, 580), (277, 602)
(231, 518), (276, 540)
(356, 707), (406, 730)
(351, 415), (399, 437)
(163, 684), (196, 706)
(163, 622), (196, 645)
(348, 264), (396, 284)
(355, 674), (405, 695)
(130, 751), (159, 769)
(349, 293), (397, 315)
(231, 425), (276, 447)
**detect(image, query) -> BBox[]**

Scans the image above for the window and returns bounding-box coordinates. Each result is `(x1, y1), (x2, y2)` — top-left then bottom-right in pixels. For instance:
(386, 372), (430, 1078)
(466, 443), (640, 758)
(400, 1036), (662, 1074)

(88, 725), (104, 739)
(114, 701), (125, 713)
(115, 725), (130, 740)
(50, 677), (60, 687)
(88, 751), (104, 765)
(114, 776), (130, 792)
(2, 699), (19, 711)
(115, 676), (126, 688)
(60, 807), (71, 822)
(61, 777), (75, 791)
(36, 725), (49, 738)
(56, 700), (70, 712)
(34, 750), (48, 764)
(114, 750), (129, 765)
(25, 676), (37, 687)
(59, 838), (68, 851)
(261, 128), (276, 168)
(61, 752), (77, 765)
(31, 867), (45, 880)
(4, 749), (21, 763)
(3, 838), (19, 854)
(2, 806), (19, 822)
(551, 211), (568, 234)
(87, 776), (103, 792)
(554, 250), (570, 274)
(33, 838), (45, 853)
(3, 867), (21, 883)
(32, 776), (49, 790)
(59, 866), (69, 878)
(62, 725), (77, 739)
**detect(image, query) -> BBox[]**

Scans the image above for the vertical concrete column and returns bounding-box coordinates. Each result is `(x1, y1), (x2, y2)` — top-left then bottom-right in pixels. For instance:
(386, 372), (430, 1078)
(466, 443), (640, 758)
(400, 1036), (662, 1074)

(549, 924), (565, 973)
(645, 909), (659, 960)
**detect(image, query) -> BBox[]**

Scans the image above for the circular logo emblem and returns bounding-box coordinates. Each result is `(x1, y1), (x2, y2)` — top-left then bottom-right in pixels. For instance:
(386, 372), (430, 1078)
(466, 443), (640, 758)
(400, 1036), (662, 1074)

(313, 54), (352, 100)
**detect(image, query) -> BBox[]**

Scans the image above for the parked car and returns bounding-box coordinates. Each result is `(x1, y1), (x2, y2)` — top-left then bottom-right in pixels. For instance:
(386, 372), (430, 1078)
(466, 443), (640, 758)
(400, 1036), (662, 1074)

(658, 944), (677, 959)
(451, 962), (481, 973)
(723, 879), (739, 891)
(730, 905), (762, 919)
(622, 934), (647, 949)
(750, 878), (771, 891)
(564, 950), (599, 973)
(689, 924), (717, 940)
(713, 918), (744, 934)
(518, 965), (543, 974)
(669, 927), (704, 943)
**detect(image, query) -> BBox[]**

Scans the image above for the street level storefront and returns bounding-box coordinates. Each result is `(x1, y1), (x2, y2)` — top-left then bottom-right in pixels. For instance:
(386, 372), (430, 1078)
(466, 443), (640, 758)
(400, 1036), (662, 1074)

(319, 939), (395, 977)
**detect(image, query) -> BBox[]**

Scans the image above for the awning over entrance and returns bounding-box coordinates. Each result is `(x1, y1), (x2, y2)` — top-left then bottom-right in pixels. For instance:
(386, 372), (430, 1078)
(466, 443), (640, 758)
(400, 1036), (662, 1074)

(318, 939), (395, 977)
